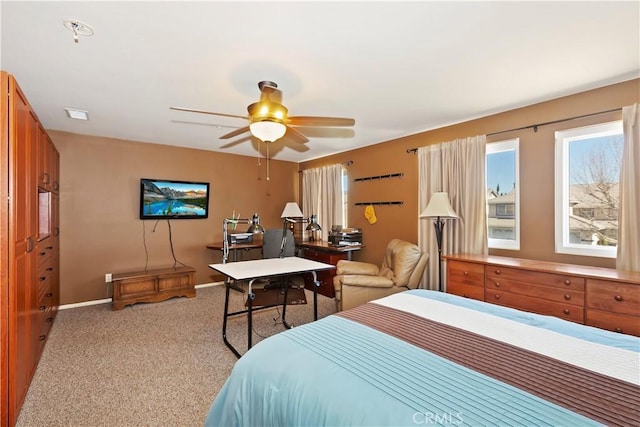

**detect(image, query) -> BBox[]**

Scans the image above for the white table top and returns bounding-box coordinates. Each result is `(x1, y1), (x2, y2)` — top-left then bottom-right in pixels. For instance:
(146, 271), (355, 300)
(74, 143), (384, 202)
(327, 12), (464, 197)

(209, 256), (335, 281)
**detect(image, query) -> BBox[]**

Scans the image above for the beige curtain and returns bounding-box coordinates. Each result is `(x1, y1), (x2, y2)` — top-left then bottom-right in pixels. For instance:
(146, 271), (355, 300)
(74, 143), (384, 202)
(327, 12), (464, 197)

(418, 135), (488, 290)
(617, 103), (640, 271)
(302, 164), (343, 238)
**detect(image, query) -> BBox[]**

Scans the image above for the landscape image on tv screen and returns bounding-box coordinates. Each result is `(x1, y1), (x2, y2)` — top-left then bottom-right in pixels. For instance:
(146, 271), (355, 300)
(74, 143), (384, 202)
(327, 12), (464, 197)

(140, 178), (209, 219)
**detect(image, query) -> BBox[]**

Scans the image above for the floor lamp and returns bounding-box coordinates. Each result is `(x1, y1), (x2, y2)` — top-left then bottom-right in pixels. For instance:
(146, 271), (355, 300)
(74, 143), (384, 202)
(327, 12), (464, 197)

(420, 192), (458, 292)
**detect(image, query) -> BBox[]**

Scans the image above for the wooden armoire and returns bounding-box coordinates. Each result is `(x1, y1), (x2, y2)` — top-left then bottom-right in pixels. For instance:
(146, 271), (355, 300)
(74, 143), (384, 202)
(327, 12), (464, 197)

(1, 71), (60, 426)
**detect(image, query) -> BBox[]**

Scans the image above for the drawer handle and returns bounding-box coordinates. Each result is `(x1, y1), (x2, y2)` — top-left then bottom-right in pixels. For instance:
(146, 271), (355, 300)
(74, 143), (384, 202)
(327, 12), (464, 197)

(46, 246), (53, 250)
(39, 276), (46, 281)
(614, 295), (623, 302)
(494, 270), (501, 275)
(493, 294), (500, 300)
(564, 294), (571, 300)
(39, 335), (46, 341)
(46, 317), (53, 323)
(563, 309), (570, 315)
(564, 279), (571, 285)
(495, 282), (501, 288)
(39, 252), (46, 256)
(463, 271), (469, 276)
(46, 292), (53, 297)
(46, 267), (53, 271)
(39, 305), (46, 311)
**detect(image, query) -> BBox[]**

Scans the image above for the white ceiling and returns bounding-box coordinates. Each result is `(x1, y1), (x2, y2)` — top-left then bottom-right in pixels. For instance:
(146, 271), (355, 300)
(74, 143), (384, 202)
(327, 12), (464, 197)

(1, 1), (638, 162)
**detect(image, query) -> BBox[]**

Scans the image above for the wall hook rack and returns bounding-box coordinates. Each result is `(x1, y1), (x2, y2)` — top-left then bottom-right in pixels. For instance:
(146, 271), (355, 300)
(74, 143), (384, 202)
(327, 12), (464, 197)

(354, 201), (404, 207)
(354, 172), (404, 182)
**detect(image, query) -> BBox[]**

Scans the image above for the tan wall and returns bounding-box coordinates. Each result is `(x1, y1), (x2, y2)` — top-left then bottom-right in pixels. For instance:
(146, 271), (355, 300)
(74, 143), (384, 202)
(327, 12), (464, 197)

(50, 131), (298, 305)
(300, 79), (639, 269)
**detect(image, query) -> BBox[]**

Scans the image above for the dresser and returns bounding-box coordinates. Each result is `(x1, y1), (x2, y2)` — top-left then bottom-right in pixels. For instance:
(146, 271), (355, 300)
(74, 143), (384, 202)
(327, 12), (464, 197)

(445, 254), (640, 336)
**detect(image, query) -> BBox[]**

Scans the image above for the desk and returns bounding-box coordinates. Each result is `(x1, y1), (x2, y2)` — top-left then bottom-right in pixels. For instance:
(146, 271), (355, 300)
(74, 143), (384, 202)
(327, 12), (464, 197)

(206, 241), (262, 262)
(296, 241), (363, 298)
(209, 257), (335, 358)
(296, 240), (362, 261)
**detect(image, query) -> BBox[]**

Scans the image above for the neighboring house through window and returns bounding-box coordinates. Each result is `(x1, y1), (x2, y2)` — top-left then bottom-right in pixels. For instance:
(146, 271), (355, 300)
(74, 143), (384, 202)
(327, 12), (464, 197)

(486, 138), (520, 250)
(554, 121), (622, 258)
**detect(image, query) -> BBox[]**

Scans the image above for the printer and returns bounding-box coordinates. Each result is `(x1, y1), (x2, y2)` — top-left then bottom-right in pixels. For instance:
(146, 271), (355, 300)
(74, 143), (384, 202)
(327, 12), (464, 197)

(227, 232), (253, 244)
(328, 227), (363, 246)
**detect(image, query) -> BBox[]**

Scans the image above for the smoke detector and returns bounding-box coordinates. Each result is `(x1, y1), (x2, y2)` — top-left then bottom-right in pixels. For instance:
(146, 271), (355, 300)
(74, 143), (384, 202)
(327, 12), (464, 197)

(63, 19), (94, 43)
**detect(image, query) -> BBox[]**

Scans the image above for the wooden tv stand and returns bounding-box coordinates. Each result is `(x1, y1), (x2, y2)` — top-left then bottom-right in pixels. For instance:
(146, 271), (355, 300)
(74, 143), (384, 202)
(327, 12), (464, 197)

(111, 266), (196, 310)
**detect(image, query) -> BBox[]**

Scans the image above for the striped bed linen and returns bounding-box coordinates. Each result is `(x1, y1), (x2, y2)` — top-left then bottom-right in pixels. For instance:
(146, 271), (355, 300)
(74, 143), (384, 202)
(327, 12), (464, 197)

(205, 289), (640, 427)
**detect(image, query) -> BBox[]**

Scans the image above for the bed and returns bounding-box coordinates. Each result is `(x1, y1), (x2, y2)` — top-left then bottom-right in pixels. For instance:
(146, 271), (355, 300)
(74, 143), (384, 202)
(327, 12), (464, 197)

(205, 290), (639, 426)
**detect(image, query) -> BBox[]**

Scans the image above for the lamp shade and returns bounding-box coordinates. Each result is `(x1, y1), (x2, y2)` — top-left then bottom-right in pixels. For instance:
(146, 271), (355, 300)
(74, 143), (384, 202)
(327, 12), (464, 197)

(420, 192), (458, 218)
(246, 213), (265, 234)
(250, 120), (286, 143)
(281, 202), (304, 218)
(305, 214), (322, 231)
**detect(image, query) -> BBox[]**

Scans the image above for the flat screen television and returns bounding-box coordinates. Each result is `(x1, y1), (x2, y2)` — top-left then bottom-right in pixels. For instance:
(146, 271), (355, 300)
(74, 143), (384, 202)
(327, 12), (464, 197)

(140, 178), (210, 219)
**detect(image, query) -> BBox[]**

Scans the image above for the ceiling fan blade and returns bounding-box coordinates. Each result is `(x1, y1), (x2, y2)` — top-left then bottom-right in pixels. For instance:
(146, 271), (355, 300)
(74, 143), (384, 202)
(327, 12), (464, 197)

(284, 125), (309, 143)
(170, 106), (249, 121)
(288, 116), (355, 127)
(220, 125), (251, 139)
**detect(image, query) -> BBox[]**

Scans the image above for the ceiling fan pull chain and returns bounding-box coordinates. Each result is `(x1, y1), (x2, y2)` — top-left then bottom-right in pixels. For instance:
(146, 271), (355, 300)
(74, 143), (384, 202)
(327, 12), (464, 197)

(266, 145), (270, 181)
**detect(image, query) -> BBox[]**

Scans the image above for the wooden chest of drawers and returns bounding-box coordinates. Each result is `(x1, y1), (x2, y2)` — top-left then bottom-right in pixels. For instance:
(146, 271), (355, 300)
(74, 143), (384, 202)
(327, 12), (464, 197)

(484, 266), (585, 323)
(586, 279), (640, 336)
(445, 254), (640, 336)
(447, 260), (484, 301)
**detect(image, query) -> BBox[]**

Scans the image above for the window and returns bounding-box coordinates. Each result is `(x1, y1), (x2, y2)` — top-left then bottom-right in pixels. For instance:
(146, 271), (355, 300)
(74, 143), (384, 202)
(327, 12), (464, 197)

(486, 138), (520, 250)
(554, 121), (623, 258)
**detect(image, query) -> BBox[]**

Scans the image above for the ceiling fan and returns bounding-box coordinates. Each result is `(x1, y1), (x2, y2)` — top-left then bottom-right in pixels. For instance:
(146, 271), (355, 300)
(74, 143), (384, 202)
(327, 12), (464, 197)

(170, 80), (355, 145)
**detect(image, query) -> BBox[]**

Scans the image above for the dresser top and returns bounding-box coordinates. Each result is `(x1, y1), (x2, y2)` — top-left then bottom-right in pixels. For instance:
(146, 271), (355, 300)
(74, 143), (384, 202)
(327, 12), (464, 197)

(445, 254), (640, 284)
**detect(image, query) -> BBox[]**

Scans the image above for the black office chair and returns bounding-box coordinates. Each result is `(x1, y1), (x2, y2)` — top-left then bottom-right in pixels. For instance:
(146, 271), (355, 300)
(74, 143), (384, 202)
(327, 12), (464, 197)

(262, 228), (295, 258)
(254, 228), (306, 321)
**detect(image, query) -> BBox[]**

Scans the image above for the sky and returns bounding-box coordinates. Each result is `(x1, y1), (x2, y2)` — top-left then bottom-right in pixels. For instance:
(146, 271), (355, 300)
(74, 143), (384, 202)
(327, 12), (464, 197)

(486, 150), (515, 194)
(487, 134), (622, 193)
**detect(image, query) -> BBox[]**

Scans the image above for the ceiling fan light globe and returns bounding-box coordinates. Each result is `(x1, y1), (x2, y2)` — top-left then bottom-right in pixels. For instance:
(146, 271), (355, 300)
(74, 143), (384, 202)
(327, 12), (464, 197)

(250, 121), (287, 143)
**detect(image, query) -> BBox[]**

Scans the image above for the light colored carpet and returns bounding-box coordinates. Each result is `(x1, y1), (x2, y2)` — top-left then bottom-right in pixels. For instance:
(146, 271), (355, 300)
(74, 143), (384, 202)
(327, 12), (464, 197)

(16, 283), (337, 427)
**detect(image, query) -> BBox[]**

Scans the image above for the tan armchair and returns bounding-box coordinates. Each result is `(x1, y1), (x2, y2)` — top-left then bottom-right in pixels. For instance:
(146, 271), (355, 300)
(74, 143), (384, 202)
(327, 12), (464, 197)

(333, 239), (429, 311)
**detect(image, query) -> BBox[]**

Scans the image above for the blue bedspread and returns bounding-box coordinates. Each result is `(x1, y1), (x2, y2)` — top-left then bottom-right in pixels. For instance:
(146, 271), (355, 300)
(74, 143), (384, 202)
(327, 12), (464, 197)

(205, 290), (639, 427)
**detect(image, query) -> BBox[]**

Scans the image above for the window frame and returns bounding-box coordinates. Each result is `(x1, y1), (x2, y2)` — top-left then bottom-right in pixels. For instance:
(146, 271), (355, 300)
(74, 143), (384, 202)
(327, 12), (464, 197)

(486, 138), (520, 250)
(553, 121), (622, 258)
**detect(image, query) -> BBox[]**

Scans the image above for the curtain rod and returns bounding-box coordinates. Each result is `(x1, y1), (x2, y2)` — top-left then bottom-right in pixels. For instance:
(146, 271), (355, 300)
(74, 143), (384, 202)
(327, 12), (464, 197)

(298, 160), (353, 173)
(405, 107), (622, 154)
(486, 107), (621, 137)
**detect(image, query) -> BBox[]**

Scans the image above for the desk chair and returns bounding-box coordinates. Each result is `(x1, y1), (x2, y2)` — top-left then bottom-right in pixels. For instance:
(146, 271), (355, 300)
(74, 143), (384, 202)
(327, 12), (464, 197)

(262, 228), (295, 258)
(254, 229), (306, 309)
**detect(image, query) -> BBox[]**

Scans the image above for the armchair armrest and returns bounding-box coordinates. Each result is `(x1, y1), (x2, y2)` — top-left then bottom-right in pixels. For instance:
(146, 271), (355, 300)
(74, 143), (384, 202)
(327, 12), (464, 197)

(334, 274), (395, 288)
(335, 260), (379, 276)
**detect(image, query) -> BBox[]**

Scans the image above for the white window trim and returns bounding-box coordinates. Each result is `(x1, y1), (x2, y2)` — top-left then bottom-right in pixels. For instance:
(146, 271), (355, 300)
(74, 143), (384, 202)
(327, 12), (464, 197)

(486, 138), (520, 250)
(554, 121), (622, 258)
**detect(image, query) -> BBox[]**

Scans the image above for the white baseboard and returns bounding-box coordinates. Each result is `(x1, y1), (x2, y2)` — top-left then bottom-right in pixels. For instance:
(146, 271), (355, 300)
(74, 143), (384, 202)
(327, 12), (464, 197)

(59, 298), (112, 310)
(58, 281), (224, 310)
